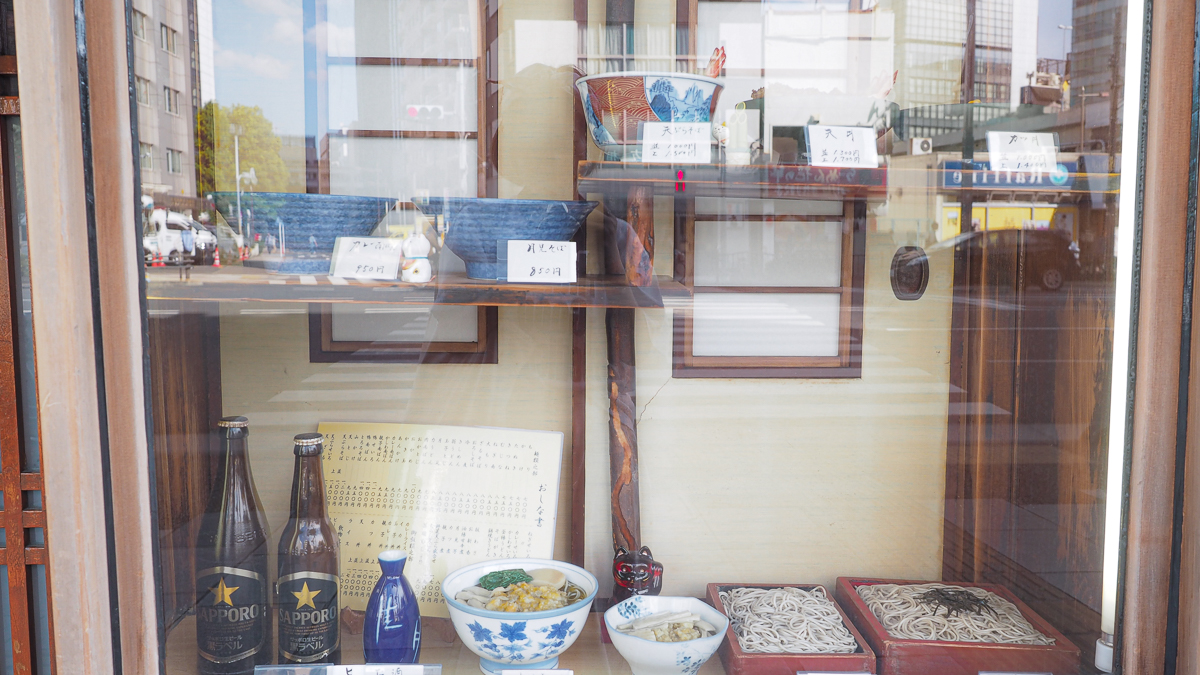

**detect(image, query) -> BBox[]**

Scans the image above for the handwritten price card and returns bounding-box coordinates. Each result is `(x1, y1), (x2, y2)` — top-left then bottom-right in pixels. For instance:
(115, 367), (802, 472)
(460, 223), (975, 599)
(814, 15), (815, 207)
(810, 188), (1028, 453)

(318, 422), (564, 618)
(506, 240), (577, 284)
(986, 131), (1058, 171)
(329, 237), (403, 280)
(805, 125), (880, 168)
(641, 122), (712, 164)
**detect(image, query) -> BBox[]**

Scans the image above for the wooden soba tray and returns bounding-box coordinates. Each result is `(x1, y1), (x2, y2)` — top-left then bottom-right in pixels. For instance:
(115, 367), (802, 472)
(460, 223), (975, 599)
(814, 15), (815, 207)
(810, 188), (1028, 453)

(705, 582), (876, 674)
(834, 577), (1081, 675)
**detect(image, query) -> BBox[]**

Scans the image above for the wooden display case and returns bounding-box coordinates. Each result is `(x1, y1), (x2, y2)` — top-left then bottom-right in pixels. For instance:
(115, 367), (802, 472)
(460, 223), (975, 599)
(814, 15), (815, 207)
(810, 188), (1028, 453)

(834, 577), (1081, 675)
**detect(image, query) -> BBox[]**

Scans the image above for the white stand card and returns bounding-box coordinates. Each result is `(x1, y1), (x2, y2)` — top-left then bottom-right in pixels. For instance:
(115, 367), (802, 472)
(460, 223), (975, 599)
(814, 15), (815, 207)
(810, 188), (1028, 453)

(329, 237), (403, 280)
(506, 240), (577, 284)
(641, 122), (712, 164)
(805, 125), (880, 168)
(985, 131), (1058, 172)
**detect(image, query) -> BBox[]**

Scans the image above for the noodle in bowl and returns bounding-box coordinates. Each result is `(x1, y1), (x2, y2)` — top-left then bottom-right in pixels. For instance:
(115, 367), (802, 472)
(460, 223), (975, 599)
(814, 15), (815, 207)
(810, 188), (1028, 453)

(442, 558), (598, 674)
(718, 586), (859, 654)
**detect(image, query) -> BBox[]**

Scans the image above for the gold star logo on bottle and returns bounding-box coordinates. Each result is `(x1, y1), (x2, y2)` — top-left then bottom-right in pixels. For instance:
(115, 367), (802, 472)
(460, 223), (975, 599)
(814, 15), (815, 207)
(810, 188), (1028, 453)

(293, 581), (322, 610)
(211, 577), (239, 606)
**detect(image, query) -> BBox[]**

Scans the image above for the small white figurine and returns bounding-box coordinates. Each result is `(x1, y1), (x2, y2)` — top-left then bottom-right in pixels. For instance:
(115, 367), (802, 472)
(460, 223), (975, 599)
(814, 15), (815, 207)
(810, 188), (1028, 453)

(400, 231), (432, 283)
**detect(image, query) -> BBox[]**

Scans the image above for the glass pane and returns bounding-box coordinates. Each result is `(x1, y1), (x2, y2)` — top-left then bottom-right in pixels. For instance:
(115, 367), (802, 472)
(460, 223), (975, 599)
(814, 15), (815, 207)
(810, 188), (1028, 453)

(137, 0), (1139, 671)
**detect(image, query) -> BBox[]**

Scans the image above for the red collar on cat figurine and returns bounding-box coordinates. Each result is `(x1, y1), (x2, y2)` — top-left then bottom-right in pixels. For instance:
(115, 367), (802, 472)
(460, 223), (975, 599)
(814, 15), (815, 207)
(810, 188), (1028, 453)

(612, 545), (664, 602)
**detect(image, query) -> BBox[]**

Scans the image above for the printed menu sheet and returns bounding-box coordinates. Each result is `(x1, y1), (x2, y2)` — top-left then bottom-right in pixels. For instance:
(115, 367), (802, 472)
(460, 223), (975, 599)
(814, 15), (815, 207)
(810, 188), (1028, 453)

(317, 422), (563, 618)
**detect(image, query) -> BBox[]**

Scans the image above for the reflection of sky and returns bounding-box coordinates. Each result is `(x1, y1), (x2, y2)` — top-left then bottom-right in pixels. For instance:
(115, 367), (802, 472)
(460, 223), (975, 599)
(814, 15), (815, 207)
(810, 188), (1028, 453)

(1036, 0), (1073, 60)
(211, 0), (353, 136)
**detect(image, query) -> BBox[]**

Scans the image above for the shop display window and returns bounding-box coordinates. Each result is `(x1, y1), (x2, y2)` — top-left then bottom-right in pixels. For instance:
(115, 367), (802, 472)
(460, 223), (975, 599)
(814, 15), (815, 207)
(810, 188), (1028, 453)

(126, 0), (1142, 672)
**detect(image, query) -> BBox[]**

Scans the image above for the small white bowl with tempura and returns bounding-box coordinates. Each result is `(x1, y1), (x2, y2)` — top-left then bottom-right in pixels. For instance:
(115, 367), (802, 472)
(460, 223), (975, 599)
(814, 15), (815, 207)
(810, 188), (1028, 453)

(441, 558), (597, 674)
(604, 595), (729, 675)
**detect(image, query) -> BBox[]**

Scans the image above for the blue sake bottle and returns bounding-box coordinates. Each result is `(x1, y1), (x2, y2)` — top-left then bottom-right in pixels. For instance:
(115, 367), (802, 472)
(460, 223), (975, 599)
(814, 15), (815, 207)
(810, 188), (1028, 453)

(364, 550), (422, 664)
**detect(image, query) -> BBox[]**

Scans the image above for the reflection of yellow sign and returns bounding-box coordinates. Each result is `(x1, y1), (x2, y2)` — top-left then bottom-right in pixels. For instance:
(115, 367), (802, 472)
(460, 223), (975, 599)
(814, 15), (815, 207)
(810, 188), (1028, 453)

(940, 204), (1079, 242)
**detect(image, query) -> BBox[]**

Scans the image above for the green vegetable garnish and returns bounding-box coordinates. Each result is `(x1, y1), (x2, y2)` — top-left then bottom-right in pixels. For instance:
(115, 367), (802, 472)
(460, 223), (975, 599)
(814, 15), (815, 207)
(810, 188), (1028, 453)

(479, 568), (532, 590)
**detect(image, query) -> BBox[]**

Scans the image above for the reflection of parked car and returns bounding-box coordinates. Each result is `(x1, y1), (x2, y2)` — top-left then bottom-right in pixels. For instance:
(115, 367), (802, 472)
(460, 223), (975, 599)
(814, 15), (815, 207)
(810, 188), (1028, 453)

(143, 209), (218, 265)
(933, 228), (1080, 290)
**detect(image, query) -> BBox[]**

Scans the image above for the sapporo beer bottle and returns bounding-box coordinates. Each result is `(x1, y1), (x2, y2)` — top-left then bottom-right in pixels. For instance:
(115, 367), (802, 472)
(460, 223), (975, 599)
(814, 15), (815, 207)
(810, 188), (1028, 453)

(277, 432), (342, 664)
(195, 416), (272, 674)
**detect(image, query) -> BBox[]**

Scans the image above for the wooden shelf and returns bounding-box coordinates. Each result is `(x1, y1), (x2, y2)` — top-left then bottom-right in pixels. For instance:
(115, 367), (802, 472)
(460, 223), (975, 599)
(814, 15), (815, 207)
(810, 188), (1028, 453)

(146, 266), (689, 308)
(577, 161), (889, 199)
(165, 613), (726, 674)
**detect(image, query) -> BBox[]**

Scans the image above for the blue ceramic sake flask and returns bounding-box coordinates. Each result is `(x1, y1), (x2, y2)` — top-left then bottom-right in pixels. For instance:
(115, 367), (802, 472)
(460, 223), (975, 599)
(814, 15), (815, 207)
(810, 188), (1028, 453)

(364, 550), (422, 663)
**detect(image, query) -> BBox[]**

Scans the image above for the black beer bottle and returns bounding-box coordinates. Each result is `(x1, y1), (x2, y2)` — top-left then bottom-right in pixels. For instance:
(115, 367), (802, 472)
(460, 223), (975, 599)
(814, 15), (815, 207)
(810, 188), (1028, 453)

(277, 432), (341, 664)
(195, 416), (272, 674)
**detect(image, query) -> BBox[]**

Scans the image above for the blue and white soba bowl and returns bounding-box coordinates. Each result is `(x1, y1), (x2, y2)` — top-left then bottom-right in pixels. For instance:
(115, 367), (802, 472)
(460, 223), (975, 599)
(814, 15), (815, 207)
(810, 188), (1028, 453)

(604, 596), (729, 675)
(442, 558), (598, 674)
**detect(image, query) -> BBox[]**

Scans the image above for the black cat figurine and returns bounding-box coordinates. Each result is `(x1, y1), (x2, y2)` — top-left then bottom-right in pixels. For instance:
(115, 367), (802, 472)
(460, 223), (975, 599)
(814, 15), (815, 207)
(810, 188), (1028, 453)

(612, 545), (663, 602)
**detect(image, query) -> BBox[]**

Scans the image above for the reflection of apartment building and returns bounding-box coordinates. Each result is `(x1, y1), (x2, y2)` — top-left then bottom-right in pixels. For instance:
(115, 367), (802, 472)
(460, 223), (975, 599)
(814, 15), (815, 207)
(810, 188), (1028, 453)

(1069, 0), (1122, 101)
(889, 0), (1037, 110)
(131, 0), (198, 201)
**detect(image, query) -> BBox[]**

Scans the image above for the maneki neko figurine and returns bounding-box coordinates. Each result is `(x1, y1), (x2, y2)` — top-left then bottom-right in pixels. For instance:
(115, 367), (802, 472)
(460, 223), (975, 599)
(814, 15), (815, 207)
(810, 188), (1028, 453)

(400, 230), (432, 283)
(612, 545), (664, 602)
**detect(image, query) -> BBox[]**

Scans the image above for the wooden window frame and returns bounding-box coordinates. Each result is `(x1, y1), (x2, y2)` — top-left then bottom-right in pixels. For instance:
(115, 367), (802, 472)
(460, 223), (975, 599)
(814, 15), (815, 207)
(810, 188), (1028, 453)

(672, 200), (866, 378)
(308, 303), (497, 364)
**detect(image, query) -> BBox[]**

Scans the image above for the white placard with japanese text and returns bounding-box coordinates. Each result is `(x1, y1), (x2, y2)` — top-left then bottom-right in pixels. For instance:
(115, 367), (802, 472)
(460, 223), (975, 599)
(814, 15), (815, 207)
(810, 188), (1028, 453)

(805, 125), (880, 168)
(318, 422), (564, 618)
(641, 122), (712, 164)
(985, 131), (1058, 172)
(506, 240), (577, 284)
(329, 237), (403, 280)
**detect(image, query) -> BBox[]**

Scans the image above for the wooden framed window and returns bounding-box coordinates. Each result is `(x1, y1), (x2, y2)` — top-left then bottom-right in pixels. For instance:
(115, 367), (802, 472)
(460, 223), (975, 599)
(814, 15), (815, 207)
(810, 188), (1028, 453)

(308, 304), (497, 364)
(673, 198), (865, 378)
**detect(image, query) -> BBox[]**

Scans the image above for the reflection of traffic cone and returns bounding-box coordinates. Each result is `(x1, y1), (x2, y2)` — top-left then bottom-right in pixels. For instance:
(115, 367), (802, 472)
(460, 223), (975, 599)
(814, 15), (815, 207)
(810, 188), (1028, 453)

(152, 252), (164, 267)
(240, 246), (247, 261)
(212, 248), (221, 268)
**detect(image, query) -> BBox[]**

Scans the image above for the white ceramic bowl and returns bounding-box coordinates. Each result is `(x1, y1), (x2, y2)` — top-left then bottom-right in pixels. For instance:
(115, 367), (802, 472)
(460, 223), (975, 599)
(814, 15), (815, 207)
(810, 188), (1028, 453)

(604, 596), (729, 675)
(441, 558), (598, 674)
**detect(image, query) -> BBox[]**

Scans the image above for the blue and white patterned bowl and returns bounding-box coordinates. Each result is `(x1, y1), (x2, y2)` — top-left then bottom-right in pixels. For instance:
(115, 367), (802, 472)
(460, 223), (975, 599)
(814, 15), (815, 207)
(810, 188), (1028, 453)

(576, 71), (723, 161)
(604, 596), (729, 675)
(414, 197), (597, 279)
(210, 192), (396, 274)
(442, 558), (598, 674)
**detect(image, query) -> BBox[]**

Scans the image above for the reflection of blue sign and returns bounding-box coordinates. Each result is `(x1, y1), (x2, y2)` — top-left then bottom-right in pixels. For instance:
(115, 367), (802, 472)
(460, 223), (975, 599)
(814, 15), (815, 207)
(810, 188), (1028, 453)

(942, 161), (1077, 190)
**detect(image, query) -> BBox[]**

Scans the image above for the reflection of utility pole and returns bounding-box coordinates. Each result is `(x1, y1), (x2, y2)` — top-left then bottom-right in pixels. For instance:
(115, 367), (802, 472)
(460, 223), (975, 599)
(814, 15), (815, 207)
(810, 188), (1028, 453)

(1077, 88), (1110, 151)
(961, 0), (977, 234)
(1057, 24), (1073, 62)
(231, 123), (244, 239)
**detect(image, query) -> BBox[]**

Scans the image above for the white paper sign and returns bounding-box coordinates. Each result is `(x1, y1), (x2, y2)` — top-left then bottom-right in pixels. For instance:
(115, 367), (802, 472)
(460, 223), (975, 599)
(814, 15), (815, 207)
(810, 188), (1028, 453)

(641, 122), (712, 164)
(255, 665), (442, 675)
(986, 131), (1058, 171)
(507, 240), (577, 284)
(329, 237), (403, 279)
(805, 125), (880, 168)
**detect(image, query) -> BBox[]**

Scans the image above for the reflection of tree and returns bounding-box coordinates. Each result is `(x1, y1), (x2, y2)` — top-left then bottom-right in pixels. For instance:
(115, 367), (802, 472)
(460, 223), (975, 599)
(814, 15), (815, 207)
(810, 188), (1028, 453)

(195, 102), (292, 196)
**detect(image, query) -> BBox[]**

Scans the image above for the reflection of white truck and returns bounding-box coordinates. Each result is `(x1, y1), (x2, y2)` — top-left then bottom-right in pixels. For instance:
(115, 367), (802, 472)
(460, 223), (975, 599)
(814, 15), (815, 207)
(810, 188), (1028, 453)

(143, 209), (218, 265)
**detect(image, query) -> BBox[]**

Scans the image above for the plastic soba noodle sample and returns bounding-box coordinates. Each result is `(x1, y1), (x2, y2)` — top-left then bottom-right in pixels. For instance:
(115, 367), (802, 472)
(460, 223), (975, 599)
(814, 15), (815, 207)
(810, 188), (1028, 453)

(855, 583), (1055, 645)
(718, 587), (858, 654)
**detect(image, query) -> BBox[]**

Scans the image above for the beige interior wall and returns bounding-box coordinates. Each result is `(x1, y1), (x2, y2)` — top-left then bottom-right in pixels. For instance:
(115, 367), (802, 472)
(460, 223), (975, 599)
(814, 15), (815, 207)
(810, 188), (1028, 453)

(219, 305), (575, 566)
(585, 228), (954, 597)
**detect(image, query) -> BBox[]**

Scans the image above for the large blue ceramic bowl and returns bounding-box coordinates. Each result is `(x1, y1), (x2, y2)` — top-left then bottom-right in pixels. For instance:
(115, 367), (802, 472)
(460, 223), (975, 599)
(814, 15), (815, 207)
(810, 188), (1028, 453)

(414, 197), (598, 280)
(210, 192), (397, 274)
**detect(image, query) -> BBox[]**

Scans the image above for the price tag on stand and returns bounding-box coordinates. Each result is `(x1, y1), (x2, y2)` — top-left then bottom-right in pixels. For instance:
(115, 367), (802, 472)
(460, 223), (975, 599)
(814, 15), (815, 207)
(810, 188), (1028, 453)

(805, 125), (880, 168)
(501, 670), (573, 675)
(641, 122), (712, 164)
(329, 236), (403, 280)
(255, 665), (442, 675)
(985, 131), (1058, 172)
(504, 240), (577, 284)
